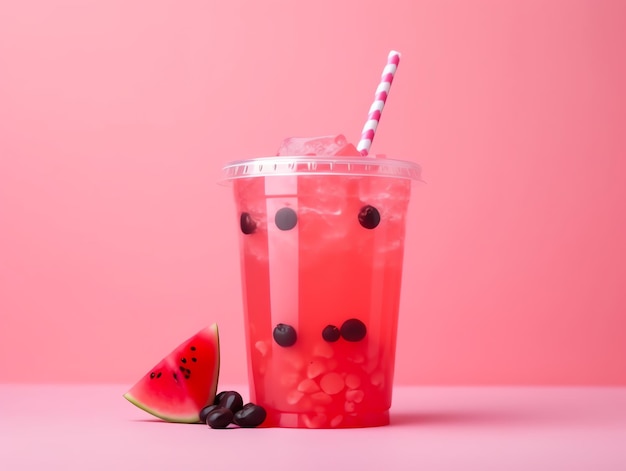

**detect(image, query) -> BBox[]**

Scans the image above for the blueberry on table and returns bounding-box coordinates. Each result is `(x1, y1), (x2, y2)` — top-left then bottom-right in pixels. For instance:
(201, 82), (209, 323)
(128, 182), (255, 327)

(213, 391), (229, 405)
(199, 404), (219, 423)
(322, 325), (341, 342)
(233, 403), (267, 428)
(206, 408), (234, 429)
(218, 391), (244, 414)
(358, 205), (381, 229)
(340, 318), (367, 342)
(273, 323), (297, 347)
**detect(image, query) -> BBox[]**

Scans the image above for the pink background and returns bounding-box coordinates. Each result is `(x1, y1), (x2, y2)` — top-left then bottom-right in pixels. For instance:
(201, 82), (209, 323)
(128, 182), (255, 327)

(1, 0), (625, 386)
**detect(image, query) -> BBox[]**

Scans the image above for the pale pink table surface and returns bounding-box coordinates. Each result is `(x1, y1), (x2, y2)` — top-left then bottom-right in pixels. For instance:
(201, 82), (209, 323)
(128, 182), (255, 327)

(1, 385), (625, 470)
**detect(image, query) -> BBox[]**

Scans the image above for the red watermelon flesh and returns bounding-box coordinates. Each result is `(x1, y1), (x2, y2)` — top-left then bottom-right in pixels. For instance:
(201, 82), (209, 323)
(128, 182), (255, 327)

(123, 324), (220, 423)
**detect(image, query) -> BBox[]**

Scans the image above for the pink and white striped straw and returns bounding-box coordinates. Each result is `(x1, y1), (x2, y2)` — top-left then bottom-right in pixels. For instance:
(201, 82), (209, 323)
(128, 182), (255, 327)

(356, 50), (401, 156)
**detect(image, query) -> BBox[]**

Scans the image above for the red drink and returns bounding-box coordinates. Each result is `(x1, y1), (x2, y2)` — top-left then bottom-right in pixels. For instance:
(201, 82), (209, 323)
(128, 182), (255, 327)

(223, 154), (420, 428)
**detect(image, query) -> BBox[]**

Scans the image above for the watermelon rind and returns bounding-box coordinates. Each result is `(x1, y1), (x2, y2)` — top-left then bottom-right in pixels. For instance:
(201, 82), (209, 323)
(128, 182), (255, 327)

(123, 392), (202, 423)
(123, 324), (220, 423)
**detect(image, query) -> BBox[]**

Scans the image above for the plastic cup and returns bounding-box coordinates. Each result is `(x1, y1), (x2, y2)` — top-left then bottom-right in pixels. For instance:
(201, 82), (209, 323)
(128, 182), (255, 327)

(222, 156), (421, 428)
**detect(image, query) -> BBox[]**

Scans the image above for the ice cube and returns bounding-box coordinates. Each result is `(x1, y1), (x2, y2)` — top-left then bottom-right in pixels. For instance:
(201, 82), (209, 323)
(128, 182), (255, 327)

(277, 135), (361, 157)
(311, 392), (333, 405)
(303, 414), (328, 429)
(320, 372), (345, 395)
(345, 389), (365, 403)
(312, 342), (334, 359)
(286, 390), (304, 405)
(330, 415), (344, 427)
(297, 378), (321, 394)
(254, 340), (269, 357)
(345, 374), (362, 390)
(307, 360), (327, 379)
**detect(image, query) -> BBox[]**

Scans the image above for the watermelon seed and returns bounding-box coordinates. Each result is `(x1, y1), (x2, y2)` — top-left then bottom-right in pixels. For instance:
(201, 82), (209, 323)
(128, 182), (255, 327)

(184, 375), (190, 380)
(192, 357), (197, 362)
(181, 358), (187, 363)
(156, 372), (162, 378)
(173, 373), (178, 381)
(150, 372), (155, 379)
(190, 346), (196, 351)
(185, 369), (191, 374)
(179, 366), (185, 372)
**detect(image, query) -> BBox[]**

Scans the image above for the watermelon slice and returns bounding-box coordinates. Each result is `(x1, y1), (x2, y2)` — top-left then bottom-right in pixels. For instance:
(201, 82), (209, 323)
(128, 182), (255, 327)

(124, 324), (220, 423)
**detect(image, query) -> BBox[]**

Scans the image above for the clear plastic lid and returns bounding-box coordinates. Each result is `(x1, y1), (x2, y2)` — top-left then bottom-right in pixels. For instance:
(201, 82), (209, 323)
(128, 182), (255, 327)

(221, 156), (422, 181)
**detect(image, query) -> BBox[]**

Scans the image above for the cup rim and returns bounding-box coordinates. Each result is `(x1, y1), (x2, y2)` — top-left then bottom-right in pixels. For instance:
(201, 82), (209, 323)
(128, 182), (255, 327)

(221, 156), (423, 182)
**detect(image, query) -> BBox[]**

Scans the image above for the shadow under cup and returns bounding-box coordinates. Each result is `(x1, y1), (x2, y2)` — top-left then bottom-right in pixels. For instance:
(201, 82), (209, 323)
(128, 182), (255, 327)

(222, 156), (422, 428)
